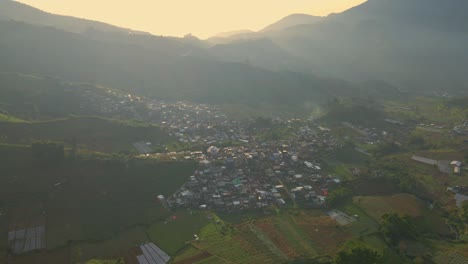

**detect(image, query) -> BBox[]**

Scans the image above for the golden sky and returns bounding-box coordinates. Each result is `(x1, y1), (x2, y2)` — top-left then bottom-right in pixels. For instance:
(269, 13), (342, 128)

(17, 0), (365, 38)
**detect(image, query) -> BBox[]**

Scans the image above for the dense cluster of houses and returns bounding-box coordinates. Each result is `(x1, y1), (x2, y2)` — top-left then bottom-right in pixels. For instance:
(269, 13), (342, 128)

(166, 125), (343, 212)
(342, 121), (387, 145)
(146, 101), (250, 144)
(77, 88), (144, 120)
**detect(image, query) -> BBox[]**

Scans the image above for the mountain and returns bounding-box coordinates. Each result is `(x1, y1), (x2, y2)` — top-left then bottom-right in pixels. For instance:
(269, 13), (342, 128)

(261, 14), (323, 32)
(334, 0), (468, 33)
(206, 14), (322, 44)
(0, 20), (352, 110)
(213, 30), (255, 38)
(208, 38), (312, 72)
(206, 31), (259, 46)
(210, 0), (468, 92)
(0, 0), (148, 34)
(274, 0), (468, 91)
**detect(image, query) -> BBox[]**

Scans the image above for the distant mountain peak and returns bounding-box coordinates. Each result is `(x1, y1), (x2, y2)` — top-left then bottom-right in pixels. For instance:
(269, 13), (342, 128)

(261, 13), (323, 32)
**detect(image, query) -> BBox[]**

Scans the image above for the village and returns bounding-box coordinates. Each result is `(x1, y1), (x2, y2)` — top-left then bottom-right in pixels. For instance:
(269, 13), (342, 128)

(160, 119), (344, 212)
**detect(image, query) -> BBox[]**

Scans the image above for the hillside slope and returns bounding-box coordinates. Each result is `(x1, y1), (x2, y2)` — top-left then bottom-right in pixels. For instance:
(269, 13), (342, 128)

(261, 14), (323, 32)
(0, 72), (131, 120)
(0, 20), (351, 108)
(210, 0), (468, 92)
(0, 0), (147, 34)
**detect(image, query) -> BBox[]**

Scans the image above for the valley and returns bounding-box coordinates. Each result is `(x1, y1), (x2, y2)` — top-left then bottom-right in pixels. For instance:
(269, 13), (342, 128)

(0, 0), (467, 263)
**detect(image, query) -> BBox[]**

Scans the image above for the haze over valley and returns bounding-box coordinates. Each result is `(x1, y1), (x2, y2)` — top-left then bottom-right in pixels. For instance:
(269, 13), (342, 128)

(0, 1), (467, 263)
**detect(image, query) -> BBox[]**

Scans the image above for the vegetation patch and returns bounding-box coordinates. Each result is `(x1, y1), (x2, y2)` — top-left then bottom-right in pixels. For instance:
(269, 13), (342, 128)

(352, 179), (400, 196)
(354, 193), (423, 220)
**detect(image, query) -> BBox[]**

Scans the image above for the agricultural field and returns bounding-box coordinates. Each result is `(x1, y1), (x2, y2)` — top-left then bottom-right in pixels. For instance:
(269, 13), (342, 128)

(253, 216), (314, 258)
(5, 247), (70, 264)
(172, 210), (351, 264)
(430, 240), (468, 264)
(85, 260), (123, 264)
(146, 210), (211, 256)
(194, 221), (256, 263)
(70, 227), (148, 263)
(377, 154), (448, 197)
(326, 144), (370, 166)
(354, 193), (423, 219)
(337, 201), (379, 237)
(0, 144), (197, 259)
(354, 193), (451, 236)
(383, 97), (467, 126)
(172, 245), (211, 264)
(0, 116), (174, 153)
(293, 212), (351, 256)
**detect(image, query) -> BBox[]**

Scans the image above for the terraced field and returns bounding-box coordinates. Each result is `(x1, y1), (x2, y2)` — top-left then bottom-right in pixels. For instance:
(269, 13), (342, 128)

(293, 213), (350, 256)
(174, 211), (346, 264)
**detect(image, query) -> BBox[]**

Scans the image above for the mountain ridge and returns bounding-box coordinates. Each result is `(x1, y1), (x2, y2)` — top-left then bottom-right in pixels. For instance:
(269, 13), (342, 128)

(209, 0), (468, 92)
(0, 0), (149, 34)
(0, 20), (350, 109)
(261, 13), (323, 32)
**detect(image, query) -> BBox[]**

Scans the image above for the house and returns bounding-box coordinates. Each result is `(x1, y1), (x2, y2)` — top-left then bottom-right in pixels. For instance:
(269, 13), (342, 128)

(451, 161), (463, 174)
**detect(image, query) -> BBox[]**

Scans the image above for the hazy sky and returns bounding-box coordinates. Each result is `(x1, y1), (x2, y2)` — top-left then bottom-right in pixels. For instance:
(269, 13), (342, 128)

(17, 0), (365, 38)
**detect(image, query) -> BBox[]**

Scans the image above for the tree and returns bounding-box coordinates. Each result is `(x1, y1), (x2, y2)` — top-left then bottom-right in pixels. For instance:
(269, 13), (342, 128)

(407, 134), (431, 150)
(380, 213), (417, 246)
(398, 173), (418, 193)
(335, 245), (382, 264)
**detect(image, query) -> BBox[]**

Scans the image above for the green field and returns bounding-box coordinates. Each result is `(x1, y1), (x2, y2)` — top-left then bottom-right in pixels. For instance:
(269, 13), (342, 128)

(0, 116), (173, 152)
(147, 210), (210, 255)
